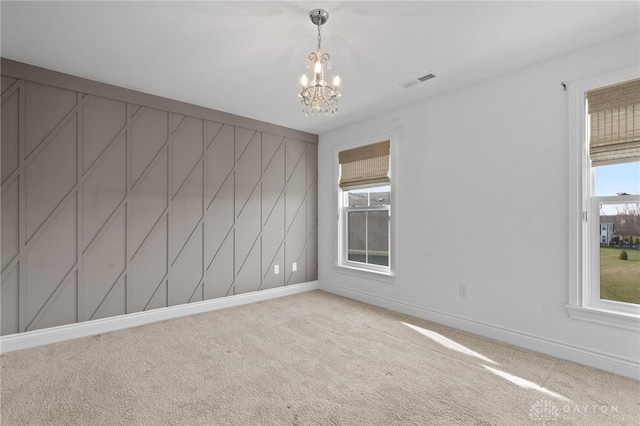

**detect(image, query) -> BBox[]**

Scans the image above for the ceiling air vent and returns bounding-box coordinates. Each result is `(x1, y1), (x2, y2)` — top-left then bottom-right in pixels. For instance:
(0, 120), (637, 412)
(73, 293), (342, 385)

(401, 73), (436, 89)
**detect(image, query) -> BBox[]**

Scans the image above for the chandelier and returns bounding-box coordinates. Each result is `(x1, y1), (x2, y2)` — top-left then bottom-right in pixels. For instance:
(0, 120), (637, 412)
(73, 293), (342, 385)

(299, 9), (341, 117)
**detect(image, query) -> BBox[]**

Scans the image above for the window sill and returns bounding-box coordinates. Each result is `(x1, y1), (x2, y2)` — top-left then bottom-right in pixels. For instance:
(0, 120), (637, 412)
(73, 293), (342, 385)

(566, 305), (640, 331)
(333, 264), (396, 285)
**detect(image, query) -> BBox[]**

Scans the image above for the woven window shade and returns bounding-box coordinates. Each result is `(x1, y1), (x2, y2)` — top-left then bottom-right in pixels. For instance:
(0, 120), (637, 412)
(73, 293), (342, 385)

(339, 140), (390, 190)
(587, 78), (640, 166)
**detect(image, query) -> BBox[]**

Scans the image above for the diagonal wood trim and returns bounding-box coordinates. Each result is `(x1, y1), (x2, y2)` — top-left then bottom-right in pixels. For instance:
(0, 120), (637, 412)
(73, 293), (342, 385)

(170, 213), (204, 268)
(1, 76), (20, 97)
(129, 109), (170, 190)
(187, 277), (205, 304)
(26, 264), (78, 332)
(263, 136), (285, 172)
(263, 189), (285, 228)
(23, 97), (86, 165)
(143, 276), (168, 312)
(24, 188), (78, 250)
(205, 226), (234, 273)
(236, 177), (261, 220)
(82, 199), (127, 257)
(205, 168), (234, 212)
(236, 233), (261, 277)
(81, 109), (133, 179)
(88, 268), (126, 321)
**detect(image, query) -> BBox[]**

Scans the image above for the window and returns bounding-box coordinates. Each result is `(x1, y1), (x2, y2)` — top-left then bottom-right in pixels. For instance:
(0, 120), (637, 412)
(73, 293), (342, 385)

(568, 69), (640, 329)
(344, 185), (390, 267)
(336, 139), (394, 277)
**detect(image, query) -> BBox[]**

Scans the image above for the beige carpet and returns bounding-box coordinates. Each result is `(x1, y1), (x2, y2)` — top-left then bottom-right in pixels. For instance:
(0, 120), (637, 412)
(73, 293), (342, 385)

(1, 290), (638, 425)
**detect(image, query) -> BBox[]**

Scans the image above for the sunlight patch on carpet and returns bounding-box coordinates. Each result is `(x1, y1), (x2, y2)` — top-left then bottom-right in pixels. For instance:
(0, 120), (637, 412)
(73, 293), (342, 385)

(402, 322), (498, 365)
(483, 365), (571, 402)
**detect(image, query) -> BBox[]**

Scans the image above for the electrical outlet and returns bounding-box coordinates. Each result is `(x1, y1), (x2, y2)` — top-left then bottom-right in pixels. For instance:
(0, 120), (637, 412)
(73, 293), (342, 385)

(292, 262), (297, 272)
(274, 265), (279, 274)
(459, 285), (468, 298)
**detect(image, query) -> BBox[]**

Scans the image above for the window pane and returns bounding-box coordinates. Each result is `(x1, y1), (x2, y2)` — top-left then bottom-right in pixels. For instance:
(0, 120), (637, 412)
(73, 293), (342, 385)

(367, 210), (389, 266)
(347, 185), (390, 207)
(598, 202), (640, 304)
(595, 161), (640, 196)
(347, 211), (366, 263)
(369, 188), (390, 206)
(348, 192), (368, 207)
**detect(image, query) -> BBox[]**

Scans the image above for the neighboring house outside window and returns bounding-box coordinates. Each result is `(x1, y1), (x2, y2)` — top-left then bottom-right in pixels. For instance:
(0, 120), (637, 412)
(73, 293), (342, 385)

(600, 222), (615, 245)
(568, 69), (640, 330)
(336, 139), (395, 280)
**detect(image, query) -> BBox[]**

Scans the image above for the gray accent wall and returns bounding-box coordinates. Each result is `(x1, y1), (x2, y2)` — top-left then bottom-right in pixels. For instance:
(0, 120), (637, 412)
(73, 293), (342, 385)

(0, 59), (318, 336)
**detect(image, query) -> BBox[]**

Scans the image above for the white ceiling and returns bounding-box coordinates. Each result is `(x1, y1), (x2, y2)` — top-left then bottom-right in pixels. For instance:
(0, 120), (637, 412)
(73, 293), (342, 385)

(2, 1), (639, 135)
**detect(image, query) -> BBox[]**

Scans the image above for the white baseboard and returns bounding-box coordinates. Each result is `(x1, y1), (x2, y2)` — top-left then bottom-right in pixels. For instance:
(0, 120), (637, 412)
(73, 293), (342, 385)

(0, 281), (318, 354)
(320, 282), (640, 380)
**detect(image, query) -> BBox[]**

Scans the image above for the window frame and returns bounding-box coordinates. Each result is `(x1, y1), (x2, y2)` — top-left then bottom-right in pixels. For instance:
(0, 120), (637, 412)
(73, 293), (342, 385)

(567, 66), (640, 330)
(334, 133), (397, 283)
(342, 188), (391, 273)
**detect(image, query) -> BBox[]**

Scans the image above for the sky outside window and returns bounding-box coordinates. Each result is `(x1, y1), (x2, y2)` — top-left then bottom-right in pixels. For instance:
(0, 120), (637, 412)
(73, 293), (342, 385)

(595, 162), (640, 196)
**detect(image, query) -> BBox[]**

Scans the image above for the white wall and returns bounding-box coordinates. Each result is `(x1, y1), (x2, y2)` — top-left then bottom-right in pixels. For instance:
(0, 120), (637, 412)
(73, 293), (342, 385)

(317, 31), (640, 378)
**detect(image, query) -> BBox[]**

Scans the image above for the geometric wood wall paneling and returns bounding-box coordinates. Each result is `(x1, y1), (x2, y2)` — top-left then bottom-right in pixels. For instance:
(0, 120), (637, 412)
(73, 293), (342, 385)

(82, 134), (127, 250)
(1, 75), (18, 94)
(1, 87), (20, 183)
(31, 271), (78, 332)
(234, 128), (261, 292)
(306, 143), (319, 281)
(204, 124), (234, 208)
(204, 231), (234, 300)
(204, 173), (234, 269)
(145, 279), (168, 313)
(1, 264), (20, 335)
(235, 128), (261, 216)
(1, 177), (19, 272)
(82, 95), (127, 174)
(83, 206), (126, 320)
(25, 194), (77, 330)
(169, 222), (203, 307)
(262, 137), (285, 224)
(234, 185), (261, 292)
(131, 107), (168, 187)
(170, 116), (203, 198)
(170, 162), (203, 264)
(92, 274), (126, 321)
(25, 115), (77, 242)
(235, 236), (261, 295)
(128, 149), (168, 259)
(0, 65), (318, 336)
(170, 113), (186, 135)
(234, 127), (255, 162)
(24, 81), (76, 158)
(286, 200), (307, 285)
(285, 139), (309, 284)
(307, 224), (318, 281)
(285, 139), (307, 231)
(204, 120), (224, 150)
(262, 194), (285, 290)
(128, 214), (168, 313)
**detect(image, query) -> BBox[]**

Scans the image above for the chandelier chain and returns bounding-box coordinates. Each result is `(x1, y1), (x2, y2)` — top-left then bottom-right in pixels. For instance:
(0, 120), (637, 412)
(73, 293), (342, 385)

(317, 23), (322, 51)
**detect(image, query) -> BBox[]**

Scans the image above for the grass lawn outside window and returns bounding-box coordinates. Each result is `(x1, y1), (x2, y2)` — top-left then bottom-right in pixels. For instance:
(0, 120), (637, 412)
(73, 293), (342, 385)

(600, 247), (640, 305)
